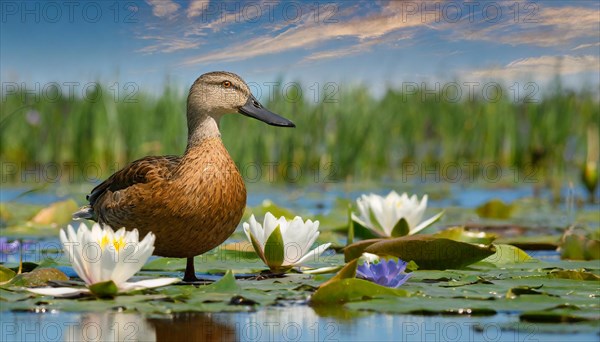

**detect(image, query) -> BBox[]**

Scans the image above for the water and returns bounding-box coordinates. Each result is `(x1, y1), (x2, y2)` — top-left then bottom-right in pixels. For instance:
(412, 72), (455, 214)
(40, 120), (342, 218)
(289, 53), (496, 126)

(1, 182), (599, 341)
(2, 307), (597, 342)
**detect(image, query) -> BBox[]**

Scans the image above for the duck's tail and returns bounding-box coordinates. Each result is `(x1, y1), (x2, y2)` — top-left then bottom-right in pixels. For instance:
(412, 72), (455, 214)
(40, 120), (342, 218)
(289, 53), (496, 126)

(72, 205), (96, 221)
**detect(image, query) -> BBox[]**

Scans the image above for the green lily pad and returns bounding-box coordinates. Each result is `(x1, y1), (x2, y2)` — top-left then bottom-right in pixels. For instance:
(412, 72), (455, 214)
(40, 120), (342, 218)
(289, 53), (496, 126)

(8, 268), (68, 287)
(347, 297), (497, 316)
(343, 239), (383, 262)
(481, 244), (533, 264)
(559, 230), (600, 260)
(476, 199), (513, 219)
(318, 259), (359, 288)
(0, 266), (16, 282)
(520, 308), (600, 323)
(506, 285), (554, 299)
(547, 270), (600, 281)
(433, 226), (497, 245)
(359, 236), (496, 270)
(311, 278), (409, 305)
(203, 270), (240, 293)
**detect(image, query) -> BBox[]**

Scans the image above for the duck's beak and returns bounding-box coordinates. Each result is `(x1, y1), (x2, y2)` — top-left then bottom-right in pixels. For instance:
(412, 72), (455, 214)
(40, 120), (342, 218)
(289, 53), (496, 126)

(238, 95), (295, 127)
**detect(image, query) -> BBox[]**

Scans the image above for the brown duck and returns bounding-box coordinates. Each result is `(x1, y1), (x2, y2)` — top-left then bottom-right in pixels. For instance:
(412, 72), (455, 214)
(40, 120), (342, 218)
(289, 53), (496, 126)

(73, 71), (295, 281)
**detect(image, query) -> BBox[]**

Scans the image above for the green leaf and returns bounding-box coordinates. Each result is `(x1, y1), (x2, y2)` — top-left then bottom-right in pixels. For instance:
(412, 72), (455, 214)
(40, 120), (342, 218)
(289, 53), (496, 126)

(390, 218), (410, 237)
(347, 297), (497, 316)
(311, 278), (409, 305)
(9, 268), (68, 287)
(506, 285), (551, 299)
(89, 280), (119, 298)
(264, 225), (285, 271)
(547, 270), (600, 281)
(560, 231), (600, 260)
(203, 270), (240, 293)
(433, 226), (497, 245)
(521, 308), (600, 323)
(363, 236), (496, 270)
(343, 238), (384, 262)
(481, 244), (533, 264)
(476, 199), (514, 219)
(319, 259), (359, 289)
(0, 266), (16, 282)
(246, 232), (267, 265)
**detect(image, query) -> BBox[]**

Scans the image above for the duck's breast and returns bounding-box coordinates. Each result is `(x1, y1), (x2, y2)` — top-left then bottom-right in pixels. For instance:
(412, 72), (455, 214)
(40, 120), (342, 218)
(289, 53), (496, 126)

(154, 138), (247, 257)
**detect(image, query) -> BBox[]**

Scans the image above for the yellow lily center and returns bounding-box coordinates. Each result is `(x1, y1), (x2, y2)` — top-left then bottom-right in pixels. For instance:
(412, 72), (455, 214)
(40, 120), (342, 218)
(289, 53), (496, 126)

(99, 232), (125, 252)
(99, 233), (111, 250)
(113, 236), (125, 252)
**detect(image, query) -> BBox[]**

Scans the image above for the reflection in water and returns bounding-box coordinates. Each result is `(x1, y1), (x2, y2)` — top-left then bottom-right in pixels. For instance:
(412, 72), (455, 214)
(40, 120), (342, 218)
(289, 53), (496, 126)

(229, 305), (341, 342)
(3, 306), (597, 342)
(65, 312), (155, 342)
(64, 312), (237, 342)
(149, 313), (237, 342)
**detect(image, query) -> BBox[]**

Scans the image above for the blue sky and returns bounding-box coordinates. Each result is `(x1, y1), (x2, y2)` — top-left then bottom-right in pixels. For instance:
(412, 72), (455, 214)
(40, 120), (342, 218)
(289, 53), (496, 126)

(2, 0), (599, 99)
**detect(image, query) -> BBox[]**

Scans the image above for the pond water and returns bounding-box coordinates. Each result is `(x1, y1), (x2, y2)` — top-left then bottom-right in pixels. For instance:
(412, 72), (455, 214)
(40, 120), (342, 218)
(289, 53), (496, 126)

(2, 307), (596, 342)
(1, 182), (599, 341)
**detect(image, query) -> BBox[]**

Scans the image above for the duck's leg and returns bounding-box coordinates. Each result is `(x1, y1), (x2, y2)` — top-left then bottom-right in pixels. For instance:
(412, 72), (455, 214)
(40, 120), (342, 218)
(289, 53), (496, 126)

(183, 257), (199, 282)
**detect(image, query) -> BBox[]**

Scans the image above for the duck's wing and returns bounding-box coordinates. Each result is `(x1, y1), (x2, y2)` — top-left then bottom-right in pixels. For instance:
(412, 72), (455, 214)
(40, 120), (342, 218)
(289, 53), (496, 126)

(73, 155), (180, 220)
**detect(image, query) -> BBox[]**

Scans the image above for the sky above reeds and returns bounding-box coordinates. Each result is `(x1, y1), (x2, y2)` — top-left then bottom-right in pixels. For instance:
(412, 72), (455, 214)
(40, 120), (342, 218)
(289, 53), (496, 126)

(2, 0), (599, 97)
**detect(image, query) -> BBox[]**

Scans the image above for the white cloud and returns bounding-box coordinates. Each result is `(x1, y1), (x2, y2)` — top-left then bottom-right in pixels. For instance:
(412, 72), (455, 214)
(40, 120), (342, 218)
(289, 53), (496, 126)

(187, 0), (209, 18)
(137, 37), (201, 54)
(452, 5), (599, 47)
(573, 42), (600, 51)
(146, 0), (180, 18)
(302, 32), (413, 62)
(181, 3), (434, 65)
(470, 55), (600, 81)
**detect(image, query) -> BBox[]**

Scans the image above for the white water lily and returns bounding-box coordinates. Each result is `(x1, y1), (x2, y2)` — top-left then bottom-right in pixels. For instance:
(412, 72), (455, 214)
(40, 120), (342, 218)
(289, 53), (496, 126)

(243, 213), (331, 272)
(28, 223), (179, 297)
(352, 191), (444, 237)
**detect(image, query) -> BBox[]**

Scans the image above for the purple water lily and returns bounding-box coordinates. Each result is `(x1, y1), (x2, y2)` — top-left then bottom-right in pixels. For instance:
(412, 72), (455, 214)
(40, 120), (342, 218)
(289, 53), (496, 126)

(0, 237), (20, 254)
(356, 258), (412, 288)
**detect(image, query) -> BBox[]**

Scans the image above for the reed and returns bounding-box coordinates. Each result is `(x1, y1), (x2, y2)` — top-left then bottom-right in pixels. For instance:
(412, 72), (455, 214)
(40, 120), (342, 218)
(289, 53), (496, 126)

(1, 80), (597, 186)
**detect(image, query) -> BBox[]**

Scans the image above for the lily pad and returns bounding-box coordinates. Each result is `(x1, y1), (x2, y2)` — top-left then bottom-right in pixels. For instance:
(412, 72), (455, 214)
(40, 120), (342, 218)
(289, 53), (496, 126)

(343, 239), (383, 262)
(481, 244), (533, 264)
(8, 268), (68, 287)
(350, 236), (496, 270)
(433, 226), (497, 245)
(311, 278), (409, 305)
(203, 270), (240, 293)
(0, 266), (16, 282)
(476, 199), (513, 219)
(559, 229), (600, 260)
(547, 270), (600, 281)
(520, 308), (600, 323)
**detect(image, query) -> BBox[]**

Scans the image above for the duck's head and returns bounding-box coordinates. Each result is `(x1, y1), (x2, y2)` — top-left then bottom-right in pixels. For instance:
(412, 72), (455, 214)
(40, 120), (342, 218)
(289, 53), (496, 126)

(187, 71), (295, 127)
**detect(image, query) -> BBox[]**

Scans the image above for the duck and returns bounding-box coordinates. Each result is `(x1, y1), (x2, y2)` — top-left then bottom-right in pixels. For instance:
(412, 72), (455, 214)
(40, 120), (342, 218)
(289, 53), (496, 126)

(73, 71), (295, 281)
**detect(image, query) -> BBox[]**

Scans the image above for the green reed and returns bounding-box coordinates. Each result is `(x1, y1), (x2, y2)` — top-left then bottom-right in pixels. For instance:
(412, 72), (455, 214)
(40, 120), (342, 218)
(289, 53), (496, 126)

(1, 80), (598, 185)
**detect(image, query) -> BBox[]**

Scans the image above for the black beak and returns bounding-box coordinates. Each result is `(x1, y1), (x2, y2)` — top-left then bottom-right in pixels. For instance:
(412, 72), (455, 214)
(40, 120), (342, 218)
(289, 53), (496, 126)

(238, 95), (295, 127)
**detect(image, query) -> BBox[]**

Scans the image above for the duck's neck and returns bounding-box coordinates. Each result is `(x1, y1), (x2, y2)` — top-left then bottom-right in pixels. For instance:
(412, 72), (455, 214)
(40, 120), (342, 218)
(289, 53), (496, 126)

(186, 111), (222, 151)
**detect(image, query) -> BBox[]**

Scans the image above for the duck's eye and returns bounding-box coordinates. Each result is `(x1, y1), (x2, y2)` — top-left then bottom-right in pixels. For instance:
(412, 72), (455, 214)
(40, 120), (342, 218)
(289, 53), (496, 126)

(222, 81), (232, 88)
